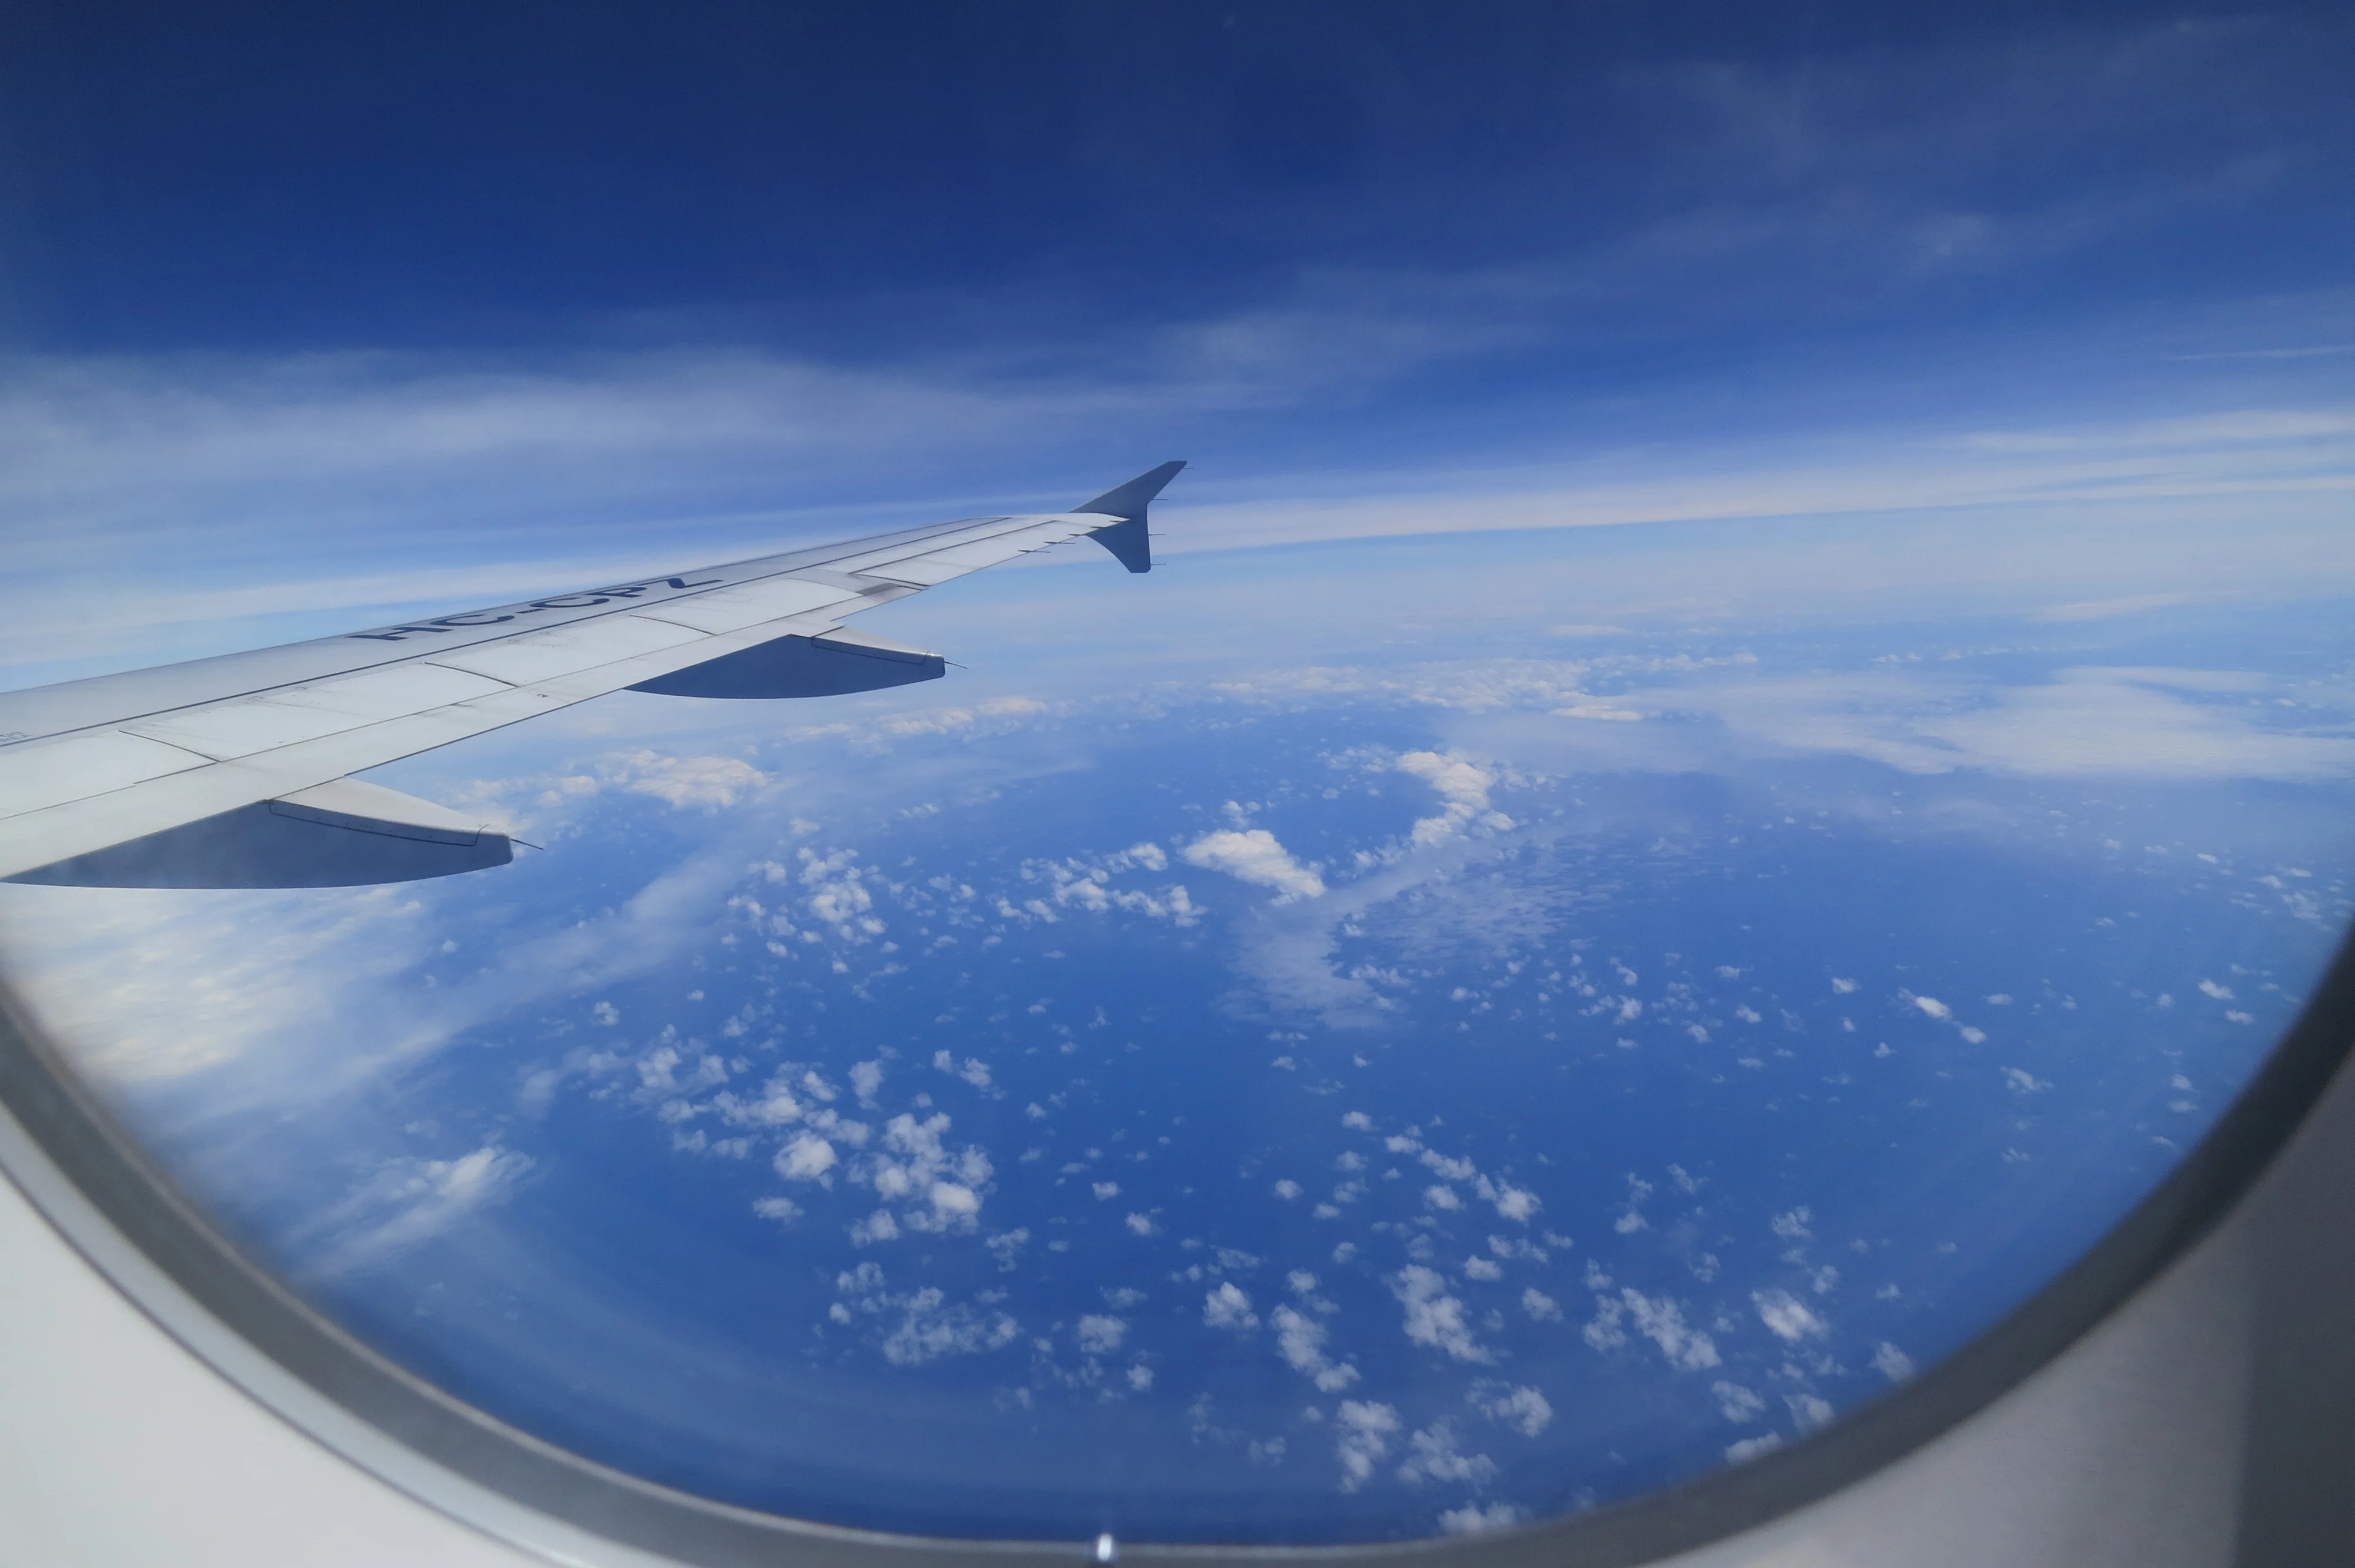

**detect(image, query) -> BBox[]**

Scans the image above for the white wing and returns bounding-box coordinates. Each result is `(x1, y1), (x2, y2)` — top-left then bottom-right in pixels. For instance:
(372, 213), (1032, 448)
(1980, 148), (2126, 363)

(0, 463), (1183, 887)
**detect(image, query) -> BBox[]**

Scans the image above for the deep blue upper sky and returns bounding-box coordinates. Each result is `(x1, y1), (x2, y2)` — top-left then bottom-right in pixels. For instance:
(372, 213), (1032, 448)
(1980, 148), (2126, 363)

(3, 0), (2350, 368)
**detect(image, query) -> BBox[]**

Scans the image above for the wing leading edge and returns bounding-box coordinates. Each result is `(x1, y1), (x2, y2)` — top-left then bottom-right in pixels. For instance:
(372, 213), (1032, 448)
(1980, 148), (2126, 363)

(0, 463), (1185, 888)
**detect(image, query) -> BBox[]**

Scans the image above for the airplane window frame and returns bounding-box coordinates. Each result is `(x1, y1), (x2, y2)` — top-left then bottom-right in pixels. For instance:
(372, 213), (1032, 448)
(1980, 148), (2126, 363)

(0, 922), (2348, 1567)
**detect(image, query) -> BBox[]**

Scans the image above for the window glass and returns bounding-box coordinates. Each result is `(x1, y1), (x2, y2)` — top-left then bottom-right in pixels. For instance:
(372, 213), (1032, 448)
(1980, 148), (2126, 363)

(2, 2), (2350, 1547)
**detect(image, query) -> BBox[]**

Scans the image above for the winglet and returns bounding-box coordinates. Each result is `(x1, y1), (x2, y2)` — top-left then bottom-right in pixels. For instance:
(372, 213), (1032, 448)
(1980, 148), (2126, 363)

(1074, 460), (1186, 573)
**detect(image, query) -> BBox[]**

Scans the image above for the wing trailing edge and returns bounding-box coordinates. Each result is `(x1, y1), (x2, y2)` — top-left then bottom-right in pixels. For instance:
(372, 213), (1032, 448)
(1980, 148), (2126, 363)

(6, 778), (512, 889)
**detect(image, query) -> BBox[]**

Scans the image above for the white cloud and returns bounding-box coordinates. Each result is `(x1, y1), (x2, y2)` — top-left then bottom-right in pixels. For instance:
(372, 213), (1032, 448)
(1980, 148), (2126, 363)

(929, 1181), (980, 1220)
(1489, 1184), (1541, 1222)
(1439, 1503), (1527, 1536)
(1204, 1282), (1258, 1331)
(857, 1111), (991, 1234)
(1181, 829), (1326, 902)
(1787, 1393), (1836, 1431)
(1754, 1288), (1830, 1341)
(1610, 665), (2355, 784)
(1583, 1293), (1627, 1353)
(1620, 1289), (1720, 1371)
(1477, 1384), (1554, 1437)
(849, 1059), (884, 1105)
(1335, 1401), (1401, 1493)
(1395, 750), (1513, 844)
(1922, 669), (2355, 781)
(1399, 1421), (1497, 1487)
(1873, 1343), (1916, 1383)
(1521, 1288), (1563, 1321)
(610, 750), (768, 809)
(1393, 1265), (1491, 1363)
(1713, 1381), (1767, 1423)
(1272, 1305), (1362, 1393)
(984, 1229), (1029, 1271)
(797, 847), (885, 941)
(1076, 1315), (1127, 1355)
(1913, 995), (1952, 1020)
(1420, 1150), (1477, 1181)
(1026, 849), (1201, 926)
(931, 1049), (993, 1088)
(776, 1134), (837, 1182)
(298, 1145), (535, 1278)
(880, 1287), (1019, 1366)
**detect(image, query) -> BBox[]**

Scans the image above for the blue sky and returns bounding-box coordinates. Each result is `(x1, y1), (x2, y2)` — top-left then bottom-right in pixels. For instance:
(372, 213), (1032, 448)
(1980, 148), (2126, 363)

(1, 1), (2351, 689)
(6, 2), (2352, 356)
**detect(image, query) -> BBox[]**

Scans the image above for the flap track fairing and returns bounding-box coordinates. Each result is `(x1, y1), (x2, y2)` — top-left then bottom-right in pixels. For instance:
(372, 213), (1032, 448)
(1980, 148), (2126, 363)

(627, 628), (945, 700)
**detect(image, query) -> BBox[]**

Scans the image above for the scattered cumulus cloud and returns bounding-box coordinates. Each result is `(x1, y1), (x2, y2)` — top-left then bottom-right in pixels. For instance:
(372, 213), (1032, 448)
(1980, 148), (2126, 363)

(1477, 1384), (1554, 1437)
(1394, 750), (1514, 845)
(1075, 1315), (1127, 1355)
(1398, 1421), (1497, 1488)
(1439, 1502), (1527, 1536)
(1754, 1288), (1830, 1341)
(1204, 1281), (1258, 1330)
(1182, 829), (1326, 902)
(1272, 1305), (1362, 1392)
(1335, 1400), (1400, 1494)
(880, 1288), (1020, 1367)
(1394, 1266), (1491, 1363)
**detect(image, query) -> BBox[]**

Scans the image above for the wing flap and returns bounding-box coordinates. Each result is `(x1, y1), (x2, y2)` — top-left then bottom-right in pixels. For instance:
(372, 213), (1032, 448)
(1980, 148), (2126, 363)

(7, 778), (512, 889)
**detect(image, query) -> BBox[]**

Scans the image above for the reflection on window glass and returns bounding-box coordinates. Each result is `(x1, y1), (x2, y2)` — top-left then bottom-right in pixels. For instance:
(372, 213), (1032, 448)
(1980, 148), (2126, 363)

(2, 1), (2352, 1550)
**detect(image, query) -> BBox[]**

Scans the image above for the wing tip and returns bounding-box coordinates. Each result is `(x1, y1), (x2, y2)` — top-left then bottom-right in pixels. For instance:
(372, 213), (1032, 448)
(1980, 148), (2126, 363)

(1077, 461), (1185, 573)
(1074, 460), (1187, 521)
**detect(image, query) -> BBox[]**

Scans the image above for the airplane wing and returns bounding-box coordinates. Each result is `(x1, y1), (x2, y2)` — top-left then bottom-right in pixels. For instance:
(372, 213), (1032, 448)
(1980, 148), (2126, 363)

(0, 462), (1185, 889)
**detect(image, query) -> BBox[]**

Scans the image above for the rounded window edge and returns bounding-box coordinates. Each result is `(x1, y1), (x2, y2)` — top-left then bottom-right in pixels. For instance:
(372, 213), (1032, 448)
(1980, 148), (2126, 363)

(0, 929), (2350, 1568)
